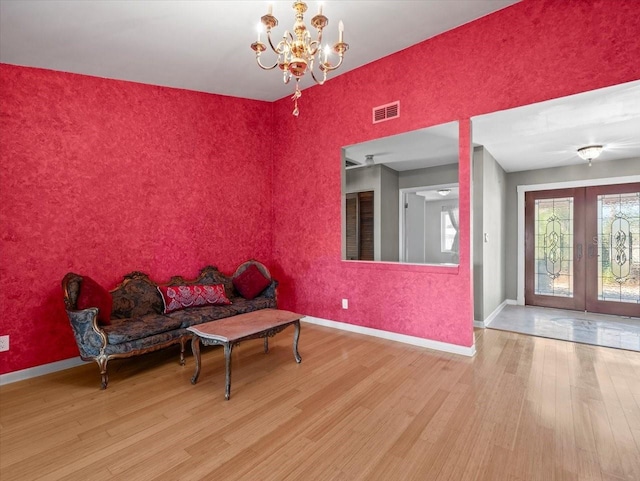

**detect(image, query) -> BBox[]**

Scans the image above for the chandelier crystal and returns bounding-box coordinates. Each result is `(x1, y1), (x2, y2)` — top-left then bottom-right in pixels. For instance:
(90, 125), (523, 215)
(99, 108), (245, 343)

(250, 1), (349, 116)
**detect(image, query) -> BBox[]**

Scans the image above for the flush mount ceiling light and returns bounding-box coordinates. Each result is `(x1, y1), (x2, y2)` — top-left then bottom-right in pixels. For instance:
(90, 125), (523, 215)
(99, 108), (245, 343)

(437, 189), (451, 196)
(364, 154), (375, 166)
(251, 1), (348, 117)
(577, 145), (603, 167)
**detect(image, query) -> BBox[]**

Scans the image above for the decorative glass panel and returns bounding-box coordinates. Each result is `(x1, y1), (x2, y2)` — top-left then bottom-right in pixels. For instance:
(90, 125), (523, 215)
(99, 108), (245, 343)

(597, 191), (640, 303)
(534, 197), (574, 297)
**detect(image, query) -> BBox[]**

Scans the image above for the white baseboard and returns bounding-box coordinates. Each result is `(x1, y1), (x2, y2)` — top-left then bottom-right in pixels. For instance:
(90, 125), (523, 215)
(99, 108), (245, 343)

(302, 316), (476, 357)
(473, 320), (485, 328)
(1, 315), (479, 385)
(483, 299), (513, 327)
(506, 299), (517, 305)
(0, 357), (85, 386)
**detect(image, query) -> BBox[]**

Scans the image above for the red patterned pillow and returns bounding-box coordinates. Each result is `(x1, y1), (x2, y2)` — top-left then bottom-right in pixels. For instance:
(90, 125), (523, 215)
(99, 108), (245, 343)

(77, 276), (113, 326)
(233, 264), (271, 300)
(157, 284), (231, 314)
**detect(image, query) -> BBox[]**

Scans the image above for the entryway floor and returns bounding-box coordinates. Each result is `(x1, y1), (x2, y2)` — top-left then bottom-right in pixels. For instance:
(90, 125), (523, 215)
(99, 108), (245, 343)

(488, 304), (640, 351)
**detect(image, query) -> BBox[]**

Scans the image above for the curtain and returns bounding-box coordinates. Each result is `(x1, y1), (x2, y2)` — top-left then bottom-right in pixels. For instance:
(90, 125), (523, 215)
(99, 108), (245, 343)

(447, 206), (459, 254)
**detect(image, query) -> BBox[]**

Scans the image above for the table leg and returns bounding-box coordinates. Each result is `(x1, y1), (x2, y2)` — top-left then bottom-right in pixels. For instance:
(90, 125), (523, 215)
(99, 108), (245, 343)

(224, 342), (233, 400)
(264, 336), (269, 353)
(191, 335), (201, 384)
(293, 320), (302, 363)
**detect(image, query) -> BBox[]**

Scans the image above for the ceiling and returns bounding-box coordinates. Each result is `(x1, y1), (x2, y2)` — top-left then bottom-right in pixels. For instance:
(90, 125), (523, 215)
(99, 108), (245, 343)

(344, 80), (640, 174)
(416, 187), (459, 202)
(0, 0), (519, 101)
(344, 121), (459, 172)
(472, 79), (640, 172)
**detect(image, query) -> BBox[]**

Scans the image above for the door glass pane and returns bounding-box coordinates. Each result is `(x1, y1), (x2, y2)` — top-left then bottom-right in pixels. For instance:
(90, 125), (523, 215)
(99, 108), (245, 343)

(597, 191), (640, 303)
(534, 197), (574, 297)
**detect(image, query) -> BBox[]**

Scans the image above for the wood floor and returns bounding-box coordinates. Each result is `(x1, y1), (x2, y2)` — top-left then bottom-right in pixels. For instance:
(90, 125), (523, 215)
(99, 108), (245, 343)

(1, 324), (639, 480)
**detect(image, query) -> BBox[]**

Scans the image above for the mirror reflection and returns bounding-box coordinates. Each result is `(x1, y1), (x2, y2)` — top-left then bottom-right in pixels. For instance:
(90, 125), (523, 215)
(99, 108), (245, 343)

(342, 121), (459, 265)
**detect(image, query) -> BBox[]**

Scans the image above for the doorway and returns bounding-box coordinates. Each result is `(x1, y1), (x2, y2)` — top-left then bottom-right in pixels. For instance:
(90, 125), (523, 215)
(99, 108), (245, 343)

(399, 185), (459, 264)
(525, 183), (640, 316)
(345, 191), (374, 261)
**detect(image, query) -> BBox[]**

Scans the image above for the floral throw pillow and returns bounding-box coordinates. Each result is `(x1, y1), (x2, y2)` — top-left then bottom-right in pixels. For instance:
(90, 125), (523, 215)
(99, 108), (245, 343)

(157, 284), (231, 314)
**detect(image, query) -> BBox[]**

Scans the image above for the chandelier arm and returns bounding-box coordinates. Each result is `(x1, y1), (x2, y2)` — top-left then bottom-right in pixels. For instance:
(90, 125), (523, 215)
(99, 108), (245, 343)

(323, 55), (345, 72)
(266, 30), (287, 54)
(309, 68), (327, 86)
(285, 30), (295, 43)
(255, 56), (279, 70)
(308, 39), (320, 57)
(311, 29), (323, 56)
(275, 39), (290, 57)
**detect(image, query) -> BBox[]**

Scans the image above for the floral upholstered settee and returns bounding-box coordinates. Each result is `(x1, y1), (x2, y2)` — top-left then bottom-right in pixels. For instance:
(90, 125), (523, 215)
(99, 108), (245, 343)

(62, 261), (276, 389)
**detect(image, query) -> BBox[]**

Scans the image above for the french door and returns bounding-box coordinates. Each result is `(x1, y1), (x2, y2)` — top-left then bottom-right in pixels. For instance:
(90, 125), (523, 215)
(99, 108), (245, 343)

(525, 183), (640, 317)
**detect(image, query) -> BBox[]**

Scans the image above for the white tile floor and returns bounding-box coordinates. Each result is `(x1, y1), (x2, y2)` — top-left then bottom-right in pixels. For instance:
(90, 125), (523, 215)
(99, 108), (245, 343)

(487, 304), (640, 351)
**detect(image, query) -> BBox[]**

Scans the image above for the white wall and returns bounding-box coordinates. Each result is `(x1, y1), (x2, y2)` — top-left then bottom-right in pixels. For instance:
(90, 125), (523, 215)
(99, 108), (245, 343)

(472, 147), (484, 320)
(345, 165), (381, 260)
(472, 146), (507, 321)
(380, 165), (399, 262)
(405, 193), (426, 263)
(481, 148), (507, 319)
(398, 163), (458, 189)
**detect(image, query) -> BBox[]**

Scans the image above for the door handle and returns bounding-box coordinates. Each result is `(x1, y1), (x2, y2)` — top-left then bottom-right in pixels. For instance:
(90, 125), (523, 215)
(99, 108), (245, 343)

(576, 243), (583, 261)
(588, 243), (596, 258)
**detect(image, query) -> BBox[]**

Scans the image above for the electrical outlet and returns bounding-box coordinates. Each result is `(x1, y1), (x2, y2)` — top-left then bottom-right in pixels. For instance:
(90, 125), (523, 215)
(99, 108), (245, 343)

(342, 299), (349, 309)
(0, 335), (9, 352)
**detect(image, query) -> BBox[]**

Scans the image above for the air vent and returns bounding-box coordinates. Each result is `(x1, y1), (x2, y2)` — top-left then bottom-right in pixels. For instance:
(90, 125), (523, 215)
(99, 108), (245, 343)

(372, 101), (400, 124)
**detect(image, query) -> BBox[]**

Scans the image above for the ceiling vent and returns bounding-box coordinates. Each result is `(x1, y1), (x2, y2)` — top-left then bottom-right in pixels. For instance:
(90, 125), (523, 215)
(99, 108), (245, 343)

(372, 101), (400, 124)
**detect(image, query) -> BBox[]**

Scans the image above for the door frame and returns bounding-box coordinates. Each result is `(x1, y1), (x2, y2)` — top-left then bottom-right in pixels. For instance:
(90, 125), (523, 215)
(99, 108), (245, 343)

(584, 182), (640, 316)
(524, 187), (587, 310)
(398, 183), (457, 263)
(516, 175), (640, 306)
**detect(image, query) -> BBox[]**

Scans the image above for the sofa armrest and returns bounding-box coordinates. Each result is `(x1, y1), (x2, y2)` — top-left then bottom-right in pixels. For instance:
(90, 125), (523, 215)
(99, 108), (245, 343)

(66, 307), (108, 358)
(261, 280), (279, 300)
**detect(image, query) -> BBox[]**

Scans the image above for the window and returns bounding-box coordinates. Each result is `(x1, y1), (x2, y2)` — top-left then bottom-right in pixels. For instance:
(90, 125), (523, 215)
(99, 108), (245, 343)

(441, 209), (457, 252)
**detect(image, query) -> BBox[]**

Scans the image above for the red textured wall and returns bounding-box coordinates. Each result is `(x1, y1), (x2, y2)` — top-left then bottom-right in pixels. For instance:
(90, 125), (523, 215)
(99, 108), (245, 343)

(0, 65), (273, 374)
(269, 0), (640, 346)
(2, 0), (640, 376)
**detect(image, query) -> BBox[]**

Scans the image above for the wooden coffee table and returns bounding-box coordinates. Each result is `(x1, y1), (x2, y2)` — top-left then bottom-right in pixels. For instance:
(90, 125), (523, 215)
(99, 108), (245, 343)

(187, 309), (303, 399)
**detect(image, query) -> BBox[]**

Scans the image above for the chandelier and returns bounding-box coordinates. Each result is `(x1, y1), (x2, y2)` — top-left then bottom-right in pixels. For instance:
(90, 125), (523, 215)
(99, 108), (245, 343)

(251, 1), (349, 116)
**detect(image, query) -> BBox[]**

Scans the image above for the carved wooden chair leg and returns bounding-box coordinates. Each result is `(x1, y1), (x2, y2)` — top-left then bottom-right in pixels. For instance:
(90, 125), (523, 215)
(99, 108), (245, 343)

(179, 337), (187, 365)
(95, 355), (109, 390)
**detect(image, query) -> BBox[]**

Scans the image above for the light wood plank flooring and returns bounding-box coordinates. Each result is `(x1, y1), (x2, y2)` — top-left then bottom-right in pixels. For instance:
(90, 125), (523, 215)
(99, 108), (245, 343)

(1, 324), (639, 480)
